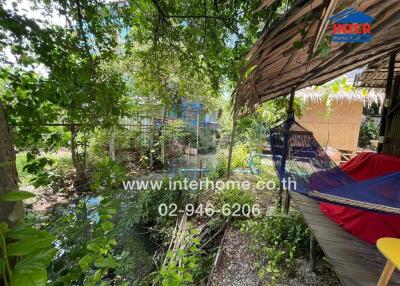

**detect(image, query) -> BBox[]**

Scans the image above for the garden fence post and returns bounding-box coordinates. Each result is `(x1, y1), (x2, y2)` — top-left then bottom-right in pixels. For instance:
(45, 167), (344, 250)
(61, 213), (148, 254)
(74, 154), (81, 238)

(310, 234), (317, 272)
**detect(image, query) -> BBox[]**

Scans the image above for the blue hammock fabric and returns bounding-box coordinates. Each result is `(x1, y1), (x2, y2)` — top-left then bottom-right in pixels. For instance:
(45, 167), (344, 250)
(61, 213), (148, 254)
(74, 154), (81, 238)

(270, 118), (400, 214)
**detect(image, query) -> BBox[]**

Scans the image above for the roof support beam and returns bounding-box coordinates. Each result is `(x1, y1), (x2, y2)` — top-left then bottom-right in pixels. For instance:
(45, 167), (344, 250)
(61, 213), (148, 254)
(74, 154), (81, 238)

(287, 87), (296, 119)
(378, 52), (397, 153)
(310, 0), (339, 55)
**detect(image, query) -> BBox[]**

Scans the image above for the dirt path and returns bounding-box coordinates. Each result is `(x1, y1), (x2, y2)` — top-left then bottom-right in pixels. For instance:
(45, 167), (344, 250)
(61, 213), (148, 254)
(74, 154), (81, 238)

(210, 226), (261, 286)
(210, 224), (340, 286)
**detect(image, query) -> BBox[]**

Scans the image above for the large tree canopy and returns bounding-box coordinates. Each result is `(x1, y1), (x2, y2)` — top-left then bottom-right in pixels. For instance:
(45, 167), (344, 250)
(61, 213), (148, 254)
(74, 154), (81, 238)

(1, 0), (296, 108)
(0, 0), (297, 174)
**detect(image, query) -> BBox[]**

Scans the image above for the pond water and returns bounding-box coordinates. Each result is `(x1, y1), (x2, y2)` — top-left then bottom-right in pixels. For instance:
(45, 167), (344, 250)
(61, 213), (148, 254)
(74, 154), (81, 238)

(47, 152), (219, 284)
(85, 194), (157, 284)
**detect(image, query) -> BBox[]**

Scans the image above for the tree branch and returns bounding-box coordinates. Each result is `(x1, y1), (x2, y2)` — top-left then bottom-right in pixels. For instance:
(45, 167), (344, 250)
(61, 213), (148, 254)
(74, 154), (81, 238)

(74, 0), (93, 61)
(202, 0), (207, 50)
(150, 0), (169, 23)
(166, 15), (226, 20)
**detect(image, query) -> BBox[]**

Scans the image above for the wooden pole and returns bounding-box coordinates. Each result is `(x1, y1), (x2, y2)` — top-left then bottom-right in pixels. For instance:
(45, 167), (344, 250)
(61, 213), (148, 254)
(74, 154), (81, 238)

(226, 114), (238, 180)
(161, 128), (165, 165)
(283, 191), (291, 214)
(109, 127), (116, 161)
(149, 116), (154, 169)
(199, 159), (203, 180)
(277, 181), (284, 210)
(382, 76), (400, 155)
(283, 88), (296, 214)
(287, 87), (296, 118)
(196, 113), (200, 152)
(161, 107), (167, 165)
(378, 53), (396, 153)
(310, 234), (317, 272)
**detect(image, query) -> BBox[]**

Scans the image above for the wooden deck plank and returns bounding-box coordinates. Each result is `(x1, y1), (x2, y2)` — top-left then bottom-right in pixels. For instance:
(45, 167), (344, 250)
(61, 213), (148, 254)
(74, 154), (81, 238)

(289, 191), (400, 286)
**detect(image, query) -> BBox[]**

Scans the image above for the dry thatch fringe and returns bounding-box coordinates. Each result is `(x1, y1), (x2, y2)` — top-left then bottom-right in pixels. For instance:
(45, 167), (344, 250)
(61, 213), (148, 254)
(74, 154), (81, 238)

(296, 87), (385, 105)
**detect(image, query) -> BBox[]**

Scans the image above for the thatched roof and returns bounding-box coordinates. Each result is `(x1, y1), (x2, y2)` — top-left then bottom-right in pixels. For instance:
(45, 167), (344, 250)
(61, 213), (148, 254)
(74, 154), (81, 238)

(233, 0), (400, 117)
(354, 54), (400, 88)
(297, 87), (384, 105)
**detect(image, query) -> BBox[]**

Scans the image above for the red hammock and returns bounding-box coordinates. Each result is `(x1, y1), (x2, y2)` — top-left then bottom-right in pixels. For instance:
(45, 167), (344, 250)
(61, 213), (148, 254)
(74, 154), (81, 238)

(320, 152), (400, 244)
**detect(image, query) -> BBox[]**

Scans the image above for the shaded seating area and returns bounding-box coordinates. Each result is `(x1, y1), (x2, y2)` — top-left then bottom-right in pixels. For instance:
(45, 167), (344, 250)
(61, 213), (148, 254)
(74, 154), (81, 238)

(269, 118), (400, 215)
(226, 0), (400, 285)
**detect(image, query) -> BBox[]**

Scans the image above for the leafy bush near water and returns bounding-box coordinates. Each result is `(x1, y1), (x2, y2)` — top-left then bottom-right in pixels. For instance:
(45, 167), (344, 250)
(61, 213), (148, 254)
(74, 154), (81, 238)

(1, 156), (128, 286)
(208, 152), (228, 180)
(131, 177), (185, 226)
(0, 191), (56, 286)
(45, 157), (127, 285)
(155, 225), (204, 286)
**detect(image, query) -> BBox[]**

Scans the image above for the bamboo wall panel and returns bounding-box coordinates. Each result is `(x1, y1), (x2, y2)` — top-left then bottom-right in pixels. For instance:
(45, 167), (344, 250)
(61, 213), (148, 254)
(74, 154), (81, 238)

(298, 101), (363, 152)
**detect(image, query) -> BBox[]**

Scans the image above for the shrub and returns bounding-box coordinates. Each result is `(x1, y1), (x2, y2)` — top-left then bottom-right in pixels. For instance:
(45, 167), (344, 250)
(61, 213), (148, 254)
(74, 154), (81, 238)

(241, 213), (310, 284)
(358, 118), (378, 149)
(216, 188), (255, 208)
(90, 156), (126, 191)
(131, 177), (183, 225)
(215, 188), (257, 220)
(90, 128), (133, 161)
(208, 153), (228, 180)
(47, 159), (127, 285)
(231, 143), (249, 168)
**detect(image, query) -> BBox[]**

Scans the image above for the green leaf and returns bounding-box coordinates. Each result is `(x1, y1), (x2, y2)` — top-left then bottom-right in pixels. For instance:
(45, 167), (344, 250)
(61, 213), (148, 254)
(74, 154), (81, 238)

(305, 11), (315, 21)
(94, 256), (116, 269)
(78, 254), (95, 271)
(14, 248), (57, 271)
(100, 221), (113, 233)
(319, 39), (330, 59)
(0, 191), (35, 202)
(293, 41), (304, 49)
(7, 224), (51, 240)
(87, 242), (101, 252)
(11, 268), (47, 286)
(7, 235), (55, 256)
(0, 222), (8, 235)
(93, 269), (103, 281)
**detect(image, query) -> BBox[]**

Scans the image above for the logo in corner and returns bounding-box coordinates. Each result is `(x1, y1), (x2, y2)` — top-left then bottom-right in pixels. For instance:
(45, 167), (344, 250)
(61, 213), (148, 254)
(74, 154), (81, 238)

(329, 8), (374, 43)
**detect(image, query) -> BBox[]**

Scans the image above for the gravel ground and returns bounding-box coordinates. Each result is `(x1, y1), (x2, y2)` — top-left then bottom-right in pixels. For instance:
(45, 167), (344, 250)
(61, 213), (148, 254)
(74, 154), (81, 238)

(277, 258), (341, 286)
(211, 226), (262, 286)
(210, 225), (340, 286)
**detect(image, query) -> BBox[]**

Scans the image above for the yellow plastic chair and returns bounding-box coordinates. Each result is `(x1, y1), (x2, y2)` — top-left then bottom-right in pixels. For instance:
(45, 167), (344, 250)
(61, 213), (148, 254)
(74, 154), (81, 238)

(377, 238), (400, 286)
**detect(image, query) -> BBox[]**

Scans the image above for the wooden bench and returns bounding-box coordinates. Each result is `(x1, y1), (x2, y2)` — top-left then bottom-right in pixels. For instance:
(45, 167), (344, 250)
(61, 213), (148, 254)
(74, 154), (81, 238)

(289, 191), (400, 286)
